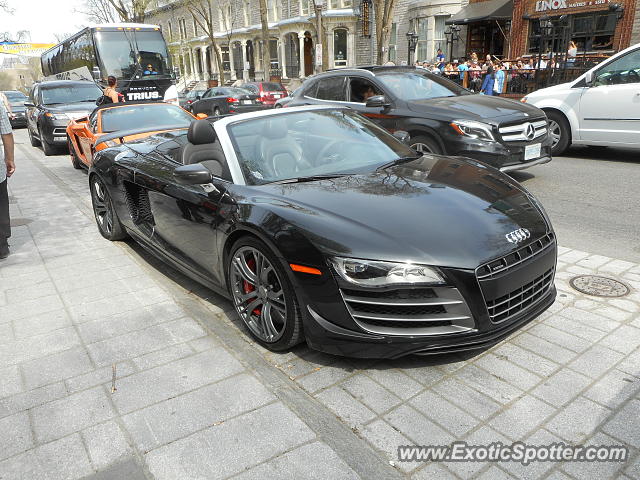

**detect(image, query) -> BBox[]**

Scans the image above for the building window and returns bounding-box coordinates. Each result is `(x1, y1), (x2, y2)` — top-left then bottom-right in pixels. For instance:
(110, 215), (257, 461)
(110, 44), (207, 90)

(333, 28), (347, 66)
(329, 0), (351, 8)
(244, 0), (251, 25)
(269, 38), (279, 69)
(388, 22), (397, 62)
(267, 0), (279, 22)
(300, 0), (309, 15)
(434, 15), (449, 57)
(193, 18), (198, 36)
(168, 21), (173, 41)
(528, 12), (617, 54)
(412, 17), (429, 63)
(179, 18), (187, 40)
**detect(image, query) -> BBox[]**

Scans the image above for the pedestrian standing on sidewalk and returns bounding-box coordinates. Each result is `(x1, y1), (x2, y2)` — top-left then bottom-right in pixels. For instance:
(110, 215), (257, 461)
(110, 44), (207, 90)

(0, 101), (16, 259)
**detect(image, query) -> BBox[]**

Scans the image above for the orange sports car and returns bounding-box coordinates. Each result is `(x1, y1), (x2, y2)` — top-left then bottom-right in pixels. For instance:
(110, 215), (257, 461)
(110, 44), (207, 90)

(66, 102), (206, 169)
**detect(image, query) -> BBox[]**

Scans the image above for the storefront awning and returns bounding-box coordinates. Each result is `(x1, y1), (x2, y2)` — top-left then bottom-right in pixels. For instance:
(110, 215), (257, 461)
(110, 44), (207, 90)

(446, 0), (513, 25)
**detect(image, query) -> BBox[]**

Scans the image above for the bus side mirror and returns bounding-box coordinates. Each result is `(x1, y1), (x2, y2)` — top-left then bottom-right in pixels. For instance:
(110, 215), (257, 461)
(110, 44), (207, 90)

(92, 67), (102, 80)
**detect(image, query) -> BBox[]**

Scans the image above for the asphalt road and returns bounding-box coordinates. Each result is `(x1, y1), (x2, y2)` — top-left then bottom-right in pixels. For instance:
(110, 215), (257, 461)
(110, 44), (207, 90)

(11, 128), (640, 262)
(509, 145), (640, 263)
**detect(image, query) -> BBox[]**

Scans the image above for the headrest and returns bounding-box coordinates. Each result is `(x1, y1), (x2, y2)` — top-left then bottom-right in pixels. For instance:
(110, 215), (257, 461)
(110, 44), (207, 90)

(260, 118), (288, 140)
(187, 120), (217, 145)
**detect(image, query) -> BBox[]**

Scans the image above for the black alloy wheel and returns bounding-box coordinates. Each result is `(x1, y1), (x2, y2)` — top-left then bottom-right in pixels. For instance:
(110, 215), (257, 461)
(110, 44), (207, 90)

(90, 175), (127, 241)
(227, 237), (303, 350)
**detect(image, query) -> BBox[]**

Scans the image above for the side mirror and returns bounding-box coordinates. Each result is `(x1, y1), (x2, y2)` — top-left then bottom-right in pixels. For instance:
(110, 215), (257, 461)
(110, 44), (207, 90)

(196, 95), (202, 100)
(23, 101), (34, 108)
(196, 113), (208, 119)
(585, 71), (594, 86)
(365, 95), (390, 109)
(174, 164), (212, 185)
(392, 130), (410, 144)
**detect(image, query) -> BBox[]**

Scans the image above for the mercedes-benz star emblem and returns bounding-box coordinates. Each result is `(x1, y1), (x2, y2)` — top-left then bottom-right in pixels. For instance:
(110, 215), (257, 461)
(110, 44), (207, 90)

(524, 123), (536, 141)
(505, 228), (531, 244)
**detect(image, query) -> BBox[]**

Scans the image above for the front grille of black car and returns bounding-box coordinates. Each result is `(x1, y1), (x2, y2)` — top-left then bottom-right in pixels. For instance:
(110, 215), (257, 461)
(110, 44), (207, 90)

(476, 233), (556, 324)
(485, 267), (554, 323)
(498, 120), (548, 142)
(340, 286), (475, 336)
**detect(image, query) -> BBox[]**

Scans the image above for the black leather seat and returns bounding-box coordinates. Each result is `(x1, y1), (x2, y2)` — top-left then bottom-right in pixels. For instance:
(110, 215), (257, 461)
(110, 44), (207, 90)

(257, 118), (311, 177)
(181, 120), (230, 180)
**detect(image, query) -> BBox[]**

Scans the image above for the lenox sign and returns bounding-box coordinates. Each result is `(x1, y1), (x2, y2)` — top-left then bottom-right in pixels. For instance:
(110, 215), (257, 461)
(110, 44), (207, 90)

(535, 0), (568, 11)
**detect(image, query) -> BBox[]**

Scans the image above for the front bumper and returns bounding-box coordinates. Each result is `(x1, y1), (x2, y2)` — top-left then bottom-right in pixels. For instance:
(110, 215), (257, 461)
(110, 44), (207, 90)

(41, 119), (71, 144)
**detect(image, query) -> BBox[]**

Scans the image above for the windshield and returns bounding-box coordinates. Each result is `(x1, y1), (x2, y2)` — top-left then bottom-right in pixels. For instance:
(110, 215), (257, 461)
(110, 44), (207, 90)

(41, 84), (103, 105)
(378, 72), (469, 101)
(94, 30), (170, 80)
(228, 109), (416, 185)
(5, 92), (27, 105)
(100, 104), (193, 133)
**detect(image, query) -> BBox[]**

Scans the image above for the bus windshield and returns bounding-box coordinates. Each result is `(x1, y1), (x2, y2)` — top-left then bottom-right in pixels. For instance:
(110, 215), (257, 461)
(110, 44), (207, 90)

(94, 30), (170, 80)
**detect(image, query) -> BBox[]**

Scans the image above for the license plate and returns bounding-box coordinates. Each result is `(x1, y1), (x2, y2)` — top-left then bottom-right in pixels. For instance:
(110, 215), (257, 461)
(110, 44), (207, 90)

(272, 94), (281, 98)
(242, 100), (252, 105)
(524, 143), (541, 161)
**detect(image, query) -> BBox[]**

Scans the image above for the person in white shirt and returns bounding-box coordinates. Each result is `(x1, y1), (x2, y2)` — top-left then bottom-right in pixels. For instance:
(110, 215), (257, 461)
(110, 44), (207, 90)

(0, 101), (15, 259)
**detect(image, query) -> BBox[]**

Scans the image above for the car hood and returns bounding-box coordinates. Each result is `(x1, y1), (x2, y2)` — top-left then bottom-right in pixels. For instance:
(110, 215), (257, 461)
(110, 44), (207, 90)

(407, 95), (544, 125)
(46, 102), (96, 115)
(246, 156), (550, 269)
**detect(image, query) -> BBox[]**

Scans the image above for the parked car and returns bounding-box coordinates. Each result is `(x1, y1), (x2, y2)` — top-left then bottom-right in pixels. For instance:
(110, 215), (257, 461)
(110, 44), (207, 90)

(286, 66), (552, 172)
(89, 106), (557, 357)
(190, 87), (267, 116)
(25, 80), (103, 155)
(181, 89), (207, 112)
(240, 81), (288, 106)
(67, 101), (203, 169)
(2, 90), (28, 128)
(522, 43), (640, 156)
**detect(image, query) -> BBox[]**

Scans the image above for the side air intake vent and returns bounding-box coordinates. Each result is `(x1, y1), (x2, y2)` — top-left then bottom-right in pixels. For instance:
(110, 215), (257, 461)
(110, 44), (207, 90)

(123, 182), (154, 225)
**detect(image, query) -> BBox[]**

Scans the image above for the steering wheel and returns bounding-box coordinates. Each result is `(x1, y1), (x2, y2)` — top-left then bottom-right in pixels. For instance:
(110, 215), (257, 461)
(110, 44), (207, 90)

(627, 69), (640, 83)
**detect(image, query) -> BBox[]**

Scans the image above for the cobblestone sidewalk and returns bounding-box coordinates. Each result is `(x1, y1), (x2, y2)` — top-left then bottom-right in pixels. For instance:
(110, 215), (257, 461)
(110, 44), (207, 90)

(1, 135), (639, 479)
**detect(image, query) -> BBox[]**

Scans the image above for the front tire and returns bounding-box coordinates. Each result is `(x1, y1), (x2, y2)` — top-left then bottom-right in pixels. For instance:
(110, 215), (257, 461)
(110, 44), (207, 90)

(409, 135), (442, 155)
(546, 110), (571, 156)
(227, 237), (303, 351)
(28, 126), (41, 147)
(39, 125), (56, 156)
(90, 175), (127, 241)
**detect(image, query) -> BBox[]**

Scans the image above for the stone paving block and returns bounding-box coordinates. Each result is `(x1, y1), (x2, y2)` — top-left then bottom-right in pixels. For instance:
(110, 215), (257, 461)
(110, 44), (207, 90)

(60, 281), (132, 307)
(77, 307), (171, 345)
(66, 291), (148, 324)
(557, 307), (620, 332)
(145, 402), (315, 480)
(187, 335), (219, 352)
(366, 369), (424, 400)
(385, 404), (455, 446)
(490, 395), (557, 441)
(608, 298), (639, 313)
(31, 386), (116, 443)
(0, 411), (33, 461)
(511, 332), (577, 364)
(231, 441), (361, 480)
(0, 294), (64, 323)
(624, 453), (640, 478)
(52, 268), (142, 294)
(592, 306), (633, 323)
(454, 364), (523, 404)
(602, 398), (640, 448)
(21, 346), (94, 390)
(598, 259), (636, 275)
(576, 254), (612, 270)
(297, 365), (356, 394)
(123, 373), (275, 452)
(557, 250), (590, 263)
(410, 390), (481, 437)
(0, 271), (51, 292)
(583, 369), (640, 409)
(474, 353), (544, 391)
(0, 262), (48, 280)
(111, 348), (244, 414)
(4, 281), (58, 304)
(547, 396), (611, 443)
(0, 433), (92, 480)
(132, 342), (195, 370)
(528, 323), (591, 353)
(65, 361), (137, 394)
(315, 385), (377, 429)
(531, 368), (592, 406)
(82, 420), (133, 471)
(432, 378), (502, 420)
(502, 428), (563, 480)
(561, 431), (628, 479)
(490, 343), (559, 378)
(411, 463), (459, 479)
(617, 350), (640, 378)
(0, 365), (22, 399)
(86, 317), (205, 366)
(568, 344), (625, 379)
(341, 374), (402, 414)
(444, 426), (510, 478)
(132, 286), (173, 306)
(475, 466), (517, 480)
(361, 419), (415, 473)
(403, 366), (447, 387)
(12, 308), (72, 339)
(0, 381), (67, 419)
(0, 326), (80, 366)
(542, 314), (608, 343)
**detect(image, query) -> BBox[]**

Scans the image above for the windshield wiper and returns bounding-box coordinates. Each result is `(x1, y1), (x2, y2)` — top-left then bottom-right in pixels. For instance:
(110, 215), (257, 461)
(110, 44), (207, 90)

(268, 173), (353, 184)
(376, 155), (421, 171)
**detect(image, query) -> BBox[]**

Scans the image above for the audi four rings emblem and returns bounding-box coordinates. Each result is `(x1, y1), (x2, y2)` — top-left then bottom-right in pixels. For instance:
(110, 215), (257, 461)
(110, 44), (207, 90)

(524, 123), (536, 141)
(505, 228), (531, 243)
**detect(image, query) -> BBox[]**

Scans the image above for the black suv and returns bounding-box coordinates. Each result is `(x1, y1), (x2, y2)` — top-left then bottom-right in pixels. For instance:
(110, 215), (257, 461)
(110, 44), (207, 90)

(25, 80), (103, 155)
(286, 66), (552, 172)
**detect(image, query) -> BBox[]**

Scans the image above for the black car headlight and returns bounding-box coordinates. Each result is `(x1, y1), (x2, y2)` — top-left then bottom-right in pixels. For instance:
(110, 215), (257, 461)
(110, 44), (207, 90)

(330, 257), (445, 287)
(450, 120), (495, 141)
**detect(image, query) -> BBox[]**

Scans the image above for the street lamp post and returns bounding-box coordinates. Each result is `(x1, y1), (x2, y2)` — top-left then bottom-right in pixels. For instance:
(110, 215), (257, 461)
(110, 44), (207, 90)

(444, 24), (461, 62)
(406, 30), (419, 66)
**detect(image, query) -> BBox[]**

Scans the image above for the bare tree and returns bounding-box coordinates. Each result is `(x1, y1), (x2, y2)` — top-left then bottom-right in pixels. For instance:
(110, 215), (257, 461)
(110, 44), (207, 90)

(373, 0), (398, 65)
(0, 0), (13, 14)
(76, 0), (117, 24)
(186, 0), (226, 84)
(106, 0), (156, 23)
(258, 0), (270, 80)
(53, 32), (75, 43)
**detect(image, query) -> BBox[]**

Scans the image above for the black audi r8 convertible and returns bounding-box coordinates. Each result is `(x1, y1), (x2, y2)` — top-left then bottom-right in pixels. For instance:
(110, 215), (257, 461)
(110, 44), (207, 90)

(89, 106), (557, 358)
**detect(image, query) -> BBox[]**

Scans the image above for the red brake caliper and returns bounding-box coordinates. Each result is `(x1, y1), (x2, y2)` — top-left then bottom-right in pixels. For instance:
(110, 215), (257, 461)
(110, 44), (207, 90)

(242, 256), (262, 316)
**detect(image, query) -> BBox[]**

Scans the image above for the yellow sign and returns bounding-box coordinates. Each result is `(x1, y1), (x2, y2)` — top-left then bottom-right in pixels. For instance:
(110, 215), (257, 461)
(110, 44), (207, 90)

(0, 43), (55, 56)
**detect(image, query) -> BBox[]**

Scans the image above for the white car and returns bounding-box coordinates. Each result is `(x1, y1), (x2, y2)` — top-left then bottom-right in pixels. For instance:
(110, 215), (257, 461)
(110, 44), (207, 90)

(522, 43), (640, 156)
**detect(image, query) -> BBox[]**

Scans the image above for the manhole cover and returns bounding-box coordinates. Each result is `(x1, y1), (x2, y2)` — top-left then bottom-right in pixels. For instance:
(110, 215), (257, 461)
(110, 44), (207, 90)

(570, 275), (630, 297)
(9, 218), (32, 227)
